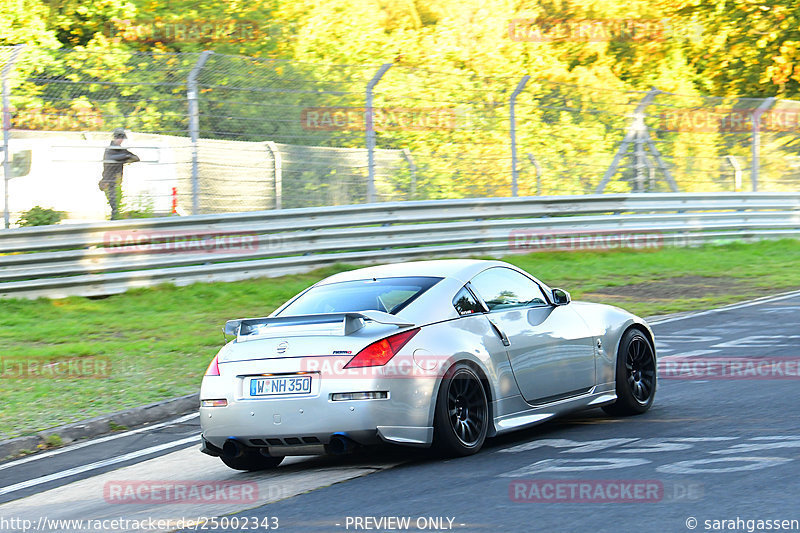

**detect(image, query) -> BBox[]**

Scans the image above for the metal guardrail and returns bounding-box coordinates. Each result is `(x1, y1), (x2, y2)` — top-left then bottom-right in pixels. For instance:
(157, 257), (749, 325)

(1, 193), (799, 299)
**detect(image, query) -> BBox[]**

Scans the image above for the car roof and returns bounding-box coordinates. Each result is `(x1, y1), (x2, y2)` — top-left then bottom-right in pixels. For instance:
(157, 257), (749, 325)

(315, 259), (514, 286)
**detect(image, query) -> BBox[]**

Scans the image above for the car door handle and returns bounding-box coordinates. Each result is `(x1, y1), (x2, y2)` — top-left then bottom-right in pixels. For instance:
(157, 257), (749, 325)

(488, 319), (511, 346)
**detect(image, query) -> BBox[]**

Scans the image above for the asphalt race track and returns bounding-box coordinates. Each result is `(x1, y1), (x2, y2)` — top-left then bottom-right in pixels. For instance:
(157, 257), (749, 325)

(2, 290), (800, 533)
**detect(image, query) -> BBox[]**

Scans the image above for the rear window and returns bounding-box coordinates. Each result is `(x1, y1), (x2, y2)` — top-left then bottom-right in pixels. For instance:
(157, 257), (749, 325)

(277, 276), (442, 316)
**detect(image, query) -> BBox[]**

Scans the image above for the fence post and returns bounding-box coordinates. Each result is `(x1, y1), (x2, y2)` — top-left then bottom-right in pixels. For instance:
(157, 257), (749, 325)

(595, 89), (661, 193)
(365, 63), (392, 203)
(266, 141), (282, 209)
(510, 76), (530, 197)
(633, 114), (649, 192)
(2, 45), (24, 229)
(751, 97), (775, 192)
(187, 50), (213, 216)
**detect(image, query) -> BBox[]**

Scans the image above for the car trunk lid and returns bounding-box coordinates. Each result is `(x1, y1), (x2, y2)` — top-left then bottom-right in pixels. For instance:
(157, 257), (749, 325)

(218, 311), (415, 363)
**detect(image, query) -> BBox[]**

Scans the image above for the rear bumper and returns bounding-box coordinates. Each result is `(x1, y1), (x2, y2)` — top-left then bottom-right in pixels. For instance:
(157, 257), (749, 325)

(200, 356), (440, 452)
(200, 396), (404, 448)
(200, 436), (222, 457)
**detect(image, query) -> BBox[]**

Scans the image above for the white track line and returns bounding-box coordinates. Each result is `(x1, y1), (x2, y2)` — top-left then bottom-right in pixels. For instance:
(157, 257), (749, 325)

(0, 435), (199, 496)
(649, 289), (800, 326)
(0, 413), (199, 472)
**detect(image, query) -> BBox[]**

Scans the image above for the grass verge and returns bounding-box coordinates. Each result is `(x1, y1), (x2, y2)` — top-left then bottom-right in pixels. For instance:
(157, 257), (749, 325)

(0, 239), (798, 439)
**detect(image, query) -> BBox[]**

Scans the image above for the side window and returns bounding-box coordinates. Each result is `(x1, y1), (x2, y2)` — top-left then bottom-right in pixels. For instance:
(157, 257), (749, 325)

(469, 267), (548, 311)
(453, 286), (484, 316)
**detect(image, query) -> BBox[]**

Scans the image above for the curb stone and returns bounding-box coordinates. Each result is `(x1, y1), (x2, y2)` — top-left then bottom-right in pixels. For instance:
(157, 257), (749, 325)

(0, 393), (199, 460)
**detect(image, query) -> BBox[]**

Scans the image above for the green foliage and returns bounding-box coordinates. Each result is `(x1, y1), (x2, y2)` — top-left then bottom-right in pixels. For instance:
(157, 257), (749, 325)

(43, 433), (63, 447)
(6, 1), (788, 98)
(0, 0), (60, 47)
(120, 191), (156, 219)
(674, 0), (800, 97)
(4, 0), (797, 198)
(108, 421), (128, 431)
(16, 205), (66, 227)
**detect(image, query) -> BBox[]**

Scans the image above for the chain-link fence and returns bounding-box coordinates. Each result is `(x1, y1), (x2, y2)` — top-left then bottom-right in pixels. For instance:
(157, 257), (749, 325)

(1, 45), (799, 226)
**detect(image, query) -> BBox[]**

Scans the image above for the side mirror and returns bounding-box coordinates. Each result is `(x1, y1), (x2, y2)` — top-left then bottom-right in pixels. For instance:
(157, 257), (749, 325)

(552, 288), (571, 306)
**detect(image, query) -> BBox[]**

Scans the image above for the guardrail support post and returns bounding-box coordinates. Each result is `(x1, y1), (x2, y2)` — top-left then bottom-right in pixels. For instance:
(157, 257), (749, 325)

(751, 97), (775, 192)
(510, 75), (530, 197)
(365, 63), (392, 203)
(187, 50), (213, 216)
(2, 44), (24, 229)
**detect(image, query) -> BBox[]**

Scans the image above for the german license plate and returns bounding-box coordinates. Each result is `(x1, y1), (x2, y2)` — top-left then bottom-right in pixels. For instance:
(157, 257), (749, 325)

(249, 375), (312, 397)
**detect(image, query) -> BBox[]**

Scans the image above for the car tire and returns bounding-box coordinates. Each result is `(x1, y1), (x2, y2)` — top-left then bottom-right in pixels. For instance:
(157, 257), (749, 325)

(220, 450), (284, 471)
(602, 328), (657, 416)
(432, 364), (489, 456)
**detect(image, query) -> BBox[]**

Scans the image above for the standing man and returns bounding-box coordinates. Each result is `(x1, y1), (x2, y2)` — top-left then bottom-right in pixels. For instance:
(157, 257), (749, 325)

(99, 128), (139, 220)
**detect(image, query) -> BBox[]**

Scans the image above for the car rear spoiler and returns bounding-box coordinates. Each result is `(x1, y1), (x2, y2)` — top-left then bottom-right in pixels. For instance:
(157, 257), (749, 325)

(224, 310), (414, 339)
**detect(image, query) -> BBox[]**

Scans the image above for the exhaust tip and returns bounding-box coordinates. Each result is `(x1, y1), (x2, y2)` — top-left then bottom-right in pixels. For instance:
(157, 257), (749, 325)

(222, 438), (245, 459)
(327, 433), (357, 455)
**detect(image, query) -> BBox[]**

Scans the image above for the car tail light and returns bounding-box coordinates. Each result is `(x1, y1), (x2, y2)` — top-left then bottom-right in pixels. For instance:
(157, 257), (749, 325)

(344, 328), (420, 369)
(205, 355), (220, 376)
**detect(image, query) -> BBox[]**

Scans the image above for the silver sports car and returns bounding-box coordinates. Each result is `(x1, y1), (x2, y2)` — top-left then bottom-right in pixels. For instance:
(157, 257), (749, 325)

(200, 259), (657, 470)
